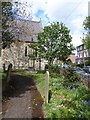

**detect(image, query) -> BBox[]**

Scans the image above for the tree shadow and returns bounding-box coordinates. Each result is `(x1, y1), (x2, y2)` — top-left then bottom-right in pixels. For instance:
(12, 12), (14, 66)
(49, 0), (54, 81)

(2, 72), (44, 118)
(2, 73), (36, 98)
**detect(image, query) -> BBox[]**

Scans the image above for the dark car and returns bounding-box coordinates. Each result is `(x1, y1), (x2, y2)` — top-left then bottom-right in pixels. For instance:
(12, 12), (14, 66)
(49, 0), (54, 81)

(73, 67), (87, 75)
(83, 66), (90, 74)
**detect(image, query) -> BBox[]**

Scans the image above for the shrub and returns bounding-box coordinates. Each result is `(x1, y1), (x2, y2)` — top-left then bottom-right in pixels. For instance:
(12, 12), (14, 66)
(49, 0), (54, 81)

(76, 63), (84, 68)
(49, 64), (60, 74)
(62, 67), (81, 89)
(85, 60), (90, 66)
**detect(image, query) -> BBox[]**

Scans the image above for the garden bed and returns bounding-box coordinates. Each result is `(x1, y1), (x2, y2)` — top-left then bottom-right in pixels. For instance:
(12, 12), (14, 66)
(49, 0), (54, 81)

(0, 70), (7, 91)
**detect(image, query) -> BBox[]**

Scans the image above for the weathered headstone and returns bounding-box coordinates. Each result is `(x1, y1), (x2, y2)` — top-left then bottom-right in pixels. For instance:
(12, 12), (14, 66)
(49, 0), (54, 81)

(7, 63), (12, 83)
(45, 70), (49, 104)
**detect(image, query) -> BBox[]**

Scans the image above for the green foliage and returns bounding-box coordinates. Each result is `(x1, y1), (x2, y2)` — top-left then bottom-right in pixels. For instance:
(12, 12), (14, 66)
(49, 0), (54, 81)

(76, 60), (90, 67)
(83, 16), (90, 49)
(62, 68), (81, 88)
(0, 70), (7, 90)
(28, 42), (39, 60)
(44, 72), (90, 119)
(2, 2), (14, 49)
(76, 63), (84, 68)
(83, 16), (90, 30)
(74, 85), (90, 101)
(49, 64), (60, 74)
(37, 22), (75, 65)
(85, 60), (90, 66)
(82, 34), (90, 49)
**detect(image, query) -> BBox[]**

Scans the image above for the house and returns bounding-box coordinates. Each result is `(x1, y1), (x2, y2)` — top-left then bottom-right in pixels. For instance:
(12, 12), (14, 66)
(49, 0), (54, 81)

(0, 19), (45, 70)
(68, 54), (76, 63)
(76, 44), (90, 64)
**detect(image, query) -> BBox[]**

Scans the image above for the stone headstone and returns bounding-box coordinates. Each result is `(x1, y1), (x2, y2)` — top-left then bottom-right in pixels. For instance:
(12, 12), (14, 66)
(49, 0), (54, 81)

(45, 70), (49, 104)
(7, 63), (12, 83)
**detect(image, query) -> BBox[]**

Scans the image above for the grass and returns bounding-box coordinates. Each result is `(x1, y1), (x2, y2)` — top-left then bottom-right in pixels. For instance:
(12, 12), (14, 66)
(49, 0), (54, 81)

(0, 70), (2, 86)
(0, 69), (7, 91)
(0, 70), (6, 84)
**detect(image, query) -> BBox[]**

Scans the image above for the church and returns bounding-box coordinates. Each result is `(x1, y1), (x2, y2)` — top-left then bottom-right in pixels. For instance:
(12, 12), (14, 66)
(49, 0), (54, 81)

(0, 19), (45, 70)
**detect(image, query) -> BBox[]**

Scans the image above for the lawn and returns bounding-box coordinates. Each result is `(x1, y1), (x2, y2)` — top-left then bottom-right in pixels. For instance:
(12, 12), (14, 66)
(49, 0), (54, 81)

(14, 69), (90, 119)
(0, 70), (2, 85)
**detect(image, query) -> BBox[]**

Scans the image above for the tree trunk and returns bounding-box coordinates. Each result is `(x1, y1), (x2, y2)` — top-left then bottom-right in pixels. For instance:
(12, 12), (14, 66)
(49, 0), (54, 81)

(33, 59), (35, 70)
(39, 59), (41, 70)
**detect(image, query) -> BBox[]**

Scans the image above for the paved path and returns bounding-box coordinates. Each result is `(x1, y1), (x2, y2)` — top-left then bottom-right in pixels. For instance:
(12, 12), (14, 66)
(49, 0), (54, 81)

(2, 73), (44, 119)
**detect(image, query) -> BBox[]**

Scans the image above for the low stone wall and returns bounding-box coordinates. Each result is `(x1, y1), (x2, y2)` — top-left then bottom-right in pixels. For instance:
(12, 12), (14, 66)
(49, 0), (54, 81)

(79, 73), (90, 89)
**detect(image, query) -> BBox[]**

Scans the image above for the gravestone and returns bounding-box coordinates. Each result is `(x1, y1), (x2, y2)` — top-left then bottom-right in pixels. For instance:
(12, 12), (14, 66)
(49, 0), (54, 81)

(45, 70), (49, 104)
(7, 63), (12, 83)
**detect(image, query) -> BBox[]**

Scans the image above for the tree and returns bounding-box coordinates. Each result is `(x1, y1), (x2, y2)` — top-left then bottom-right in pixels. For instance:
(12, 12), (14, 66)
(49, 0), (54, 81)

(1, 1), (32, 49)
(2, 2), (14, 49)
(82, 16), (90, 49)
(83, 16), (90, 30)
(31, 22), (74, 65)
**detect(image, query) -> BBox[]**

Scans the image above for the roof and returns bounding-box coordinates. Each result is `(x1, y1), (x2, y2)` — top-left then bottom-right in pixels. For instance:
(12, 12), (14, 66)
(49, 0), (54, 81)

(68, 54), (76, 63)
(76, 44), (84, 48)
(10, 19), (43, 42)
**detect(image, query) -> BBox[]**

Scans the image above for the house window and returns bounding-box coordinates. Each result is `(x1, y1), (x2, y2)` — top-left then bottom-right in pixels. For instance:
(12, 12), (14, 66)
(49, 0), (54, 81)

(84, 45), (86, 50)
(25, 46), (27, 56)
(84, 51), (87, 57)
(88, 49), (90, 57)
(31, 38), (33, 42)
(77, 47), (79, 52)
(80, 46), (82, 50)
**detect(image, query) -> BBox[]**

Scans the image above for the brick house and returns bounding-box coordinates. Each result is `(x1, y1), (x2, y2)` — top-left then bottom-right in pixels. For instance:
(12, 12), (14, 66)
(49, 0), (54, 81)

(76, 44), (90, 64)
(68, 54), (76, 63)
(0, 19), (45, 70)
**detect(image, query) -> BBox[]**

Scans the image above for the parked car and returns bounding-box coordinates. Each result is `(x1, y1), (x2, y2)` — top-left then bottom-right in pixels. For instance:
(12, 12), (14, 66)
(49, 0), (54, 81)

(73, 67), (87, 75)
(60, 63), (71, 68)
(83, 66), (90, 74)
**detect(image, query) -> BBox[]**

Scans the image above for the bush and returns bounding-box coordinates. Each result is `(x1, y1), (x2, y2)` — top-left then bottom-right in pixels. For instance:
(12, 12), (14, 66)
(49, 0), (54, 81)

(62, 67), (81, 89)
(49, 64), (60, 74)
(85, 60), (90, 66)
(76, 63), (84, 68)
(37, 70), (45, 74)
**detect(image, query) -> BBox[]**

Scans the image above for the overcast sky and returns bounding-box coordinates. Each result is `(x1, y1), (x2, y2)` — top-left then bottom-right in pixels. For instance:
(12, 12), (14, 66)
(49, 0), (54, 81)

(14, 0), (90, 47)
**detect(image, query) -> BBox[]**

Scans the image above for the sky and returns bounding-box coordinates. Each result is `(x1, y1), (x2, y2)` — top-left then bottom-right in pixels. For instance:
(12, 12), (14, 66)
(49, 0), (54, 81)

(13, 0), (90, 47)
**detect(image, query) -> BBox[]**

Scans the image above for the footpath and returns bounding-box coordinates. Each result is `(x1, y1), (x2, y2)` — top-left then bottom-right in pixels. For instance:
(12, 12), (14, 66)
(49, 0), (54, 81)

(2, 72), (44, 119)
